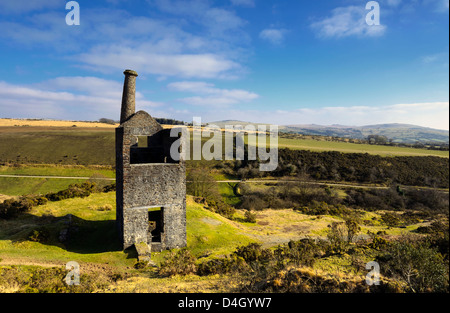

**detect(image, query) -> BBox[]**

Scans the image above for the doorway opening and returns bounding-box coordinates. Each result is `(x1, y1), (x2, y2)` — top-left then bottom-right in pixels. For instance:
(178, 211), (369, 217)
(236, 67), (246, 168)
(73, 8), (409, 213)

(148, 207), (164, 243)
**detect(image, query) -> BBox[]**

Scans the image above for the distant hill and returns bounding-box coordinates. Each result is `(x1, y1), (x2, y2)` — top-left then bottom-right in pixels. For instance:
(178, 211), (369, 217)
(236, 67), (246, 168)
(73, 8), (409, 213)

(209, 120), (449, 144)
(282, 123), (449, 144)
(207, 120), (270, 128)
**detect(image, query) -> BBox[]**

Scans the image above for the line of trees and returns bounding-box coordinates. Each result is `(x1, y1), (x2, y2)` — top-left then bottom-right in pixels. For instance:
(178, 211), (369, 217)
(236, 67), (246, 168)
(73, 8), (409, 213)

(219, 148), (449, 188)
(280, 132), (449, 151)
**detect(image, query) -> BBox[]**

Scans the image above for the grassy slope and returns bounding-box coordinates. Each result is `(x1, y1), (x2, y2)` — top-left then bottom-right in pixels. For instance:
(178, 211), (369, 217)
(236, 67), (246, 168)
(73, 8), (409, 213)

(1, 127), (447, 170)
(0, 193), (256, 267)
(0, 165), (115, 178)
(0, 127), (115, 165)
(0, 191), (426, 265)
(276, 138), (449, 157)
(0, 165), (115, 196)
(0, 190), (433, 292)
(185, 197), (255, 258)
(0, 177), (88, 196)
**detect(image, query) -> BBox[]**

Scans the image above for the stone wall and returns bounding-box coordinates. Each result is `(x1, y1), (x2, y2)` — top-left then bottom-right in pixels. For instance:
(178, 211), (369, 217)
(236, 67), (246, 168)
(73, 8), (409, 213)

(116, 109), (186, 251)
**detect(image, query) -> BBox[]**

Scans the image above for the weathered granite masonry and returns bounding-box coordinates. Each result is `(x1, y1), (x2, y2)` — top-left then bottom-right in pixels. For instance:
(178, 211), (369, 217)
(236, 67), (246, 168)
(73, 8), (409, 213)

(116, 69), (186, 252)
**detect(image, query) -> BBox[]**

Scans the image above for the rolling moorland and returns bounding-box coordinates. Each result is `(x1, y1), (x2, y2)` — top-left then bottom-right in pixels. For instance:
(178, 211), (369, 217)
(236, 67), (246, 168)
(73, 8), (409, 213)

(0, 119), (448, 293)
(210, 120), (450, 145)
(282, 123), (449, 144)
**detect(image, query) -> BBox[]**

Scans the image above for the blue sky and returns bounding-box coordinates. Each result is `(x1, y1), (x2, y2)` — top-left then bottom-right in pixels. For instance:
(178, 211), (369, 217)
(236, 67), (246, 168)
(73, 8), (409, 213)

(0, 0), (448, 129)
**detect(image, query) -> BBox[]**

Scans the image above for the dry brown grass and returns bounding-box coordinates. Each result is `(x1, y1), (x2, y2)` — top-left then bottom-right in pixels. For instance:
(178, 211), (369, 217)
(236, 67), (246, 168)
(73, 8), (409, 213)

(104, 274), (237, 293)
(0, 119), (265, 133)
(0, 118), (117, 128)
(232, 209), (341, 247)
(0, 194), (15, 202)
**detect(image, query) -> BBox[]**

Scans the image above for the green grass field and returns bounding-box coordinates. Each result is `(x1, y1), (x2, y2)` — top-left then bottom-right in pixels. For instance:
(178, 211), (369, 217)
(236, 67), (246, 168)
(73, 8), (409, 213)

(276, 137), (449, 157)
(1, 127), (447, 171)
(0, 193), (256, 267)
(0, 187), (438, 292)
(1, 125), (446, 198)
(0, 127), (115, 165)
(0, 191), (427, 269)
(0, 165), (115, 196)
(0, 125), (447, 293)
(0, 165), (115, 178)
(0, 177), (89, 196)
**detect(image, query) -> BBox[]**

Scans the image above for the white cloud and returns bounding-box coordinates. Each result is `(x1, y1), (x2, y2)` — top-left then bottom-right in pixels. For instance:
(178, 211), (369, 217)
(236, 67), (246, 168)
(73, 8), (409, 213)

(310, 6), (387, 39)
(381, 0), (448, 13)
(230, 0), (255, 7)
(288, 102), (449, 130)
(1, 6), (248, 80)
(77, 45), (241, 79)
(421, 52), (449, 68)
(168, 81), (259, 107)
(431, 0), (449, 12)
(40, 77), (124, 99)
(149, 0), (247, 36)
(259, 28), (288, 45)
(190, 102), (449, 131)
(149, 0), (209, 16)
(0, 0), (60, 14)
(71, 7), (247, 79)
(386, 0), (402, 7)
(204, 8), (247, 34)
(422, 55), (440, 64)
(0, 12), (78, 48)
(443, 0), (450, 10)
(0, 78), (162, 121)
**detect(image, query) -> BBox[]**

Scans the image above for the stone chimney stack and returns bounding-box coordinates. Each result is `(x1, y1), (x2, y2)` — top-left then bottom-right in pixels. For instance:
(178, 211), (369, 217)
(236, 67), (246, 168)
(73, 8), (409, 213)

(120, 69), (138, 124)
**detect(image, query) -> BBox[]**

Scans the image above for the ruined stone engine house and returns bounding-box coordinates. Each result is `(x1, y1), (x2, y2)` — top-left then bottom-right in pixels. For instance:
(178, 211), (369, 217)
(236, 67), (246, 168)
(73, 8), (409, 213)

(116, 69), (186, 252)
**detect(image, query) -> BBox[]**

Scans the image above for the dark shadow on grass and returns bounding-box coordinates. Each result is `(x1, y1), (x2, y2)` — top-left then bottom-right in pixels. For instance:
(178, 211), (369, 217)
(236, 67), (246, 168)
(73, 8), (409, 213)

(2, 213), (122, 254)
(62, 215), (122, 254)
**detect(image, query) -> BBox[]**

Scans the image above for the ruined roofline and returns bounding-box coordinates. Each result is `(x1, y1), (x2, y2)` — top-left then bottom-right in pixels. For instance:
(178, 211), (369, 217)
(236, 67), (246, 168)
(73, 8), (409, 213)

(118, 110), (163, 131)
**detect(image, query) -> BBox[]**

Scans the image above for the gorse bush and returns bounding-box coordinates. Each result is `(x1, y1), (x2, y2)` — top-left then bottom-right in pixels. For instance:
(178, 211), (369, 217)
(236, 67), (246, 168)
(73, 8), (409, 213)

(378, 239), (449, 293)
(27, 229), (50, 243)
(345, 188), (449, 215)
(245, 266), (404, 293)
(45, 182), (97, 201)
(367, 234), (389, 251)
(274, 239), (324, 268)
(0, 265), (120, 293)
(234, 243), (272, 263)
(244, 210), (257, 223)
(327, 222), (349, 253)
(239, 194), (267, 211)
(158, 249), (197, 277)
(155, 236), (448, 293)
(197, 241), (325, 278)
(197, 255), (248, 276)
(295, 201), (361, 219)
(326, 219), (361, 253)
(211, 201), (236, 220)
(0, 195), (47, 219)
(0, 182), (116, 219)
(197, 243), (271, 277)
(345, 218), (361, 244)
(187, 169), (236, 219)
(220, 149), (449, 188)
(101, 183), (116, 193)
(239, 183), (342, 212)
